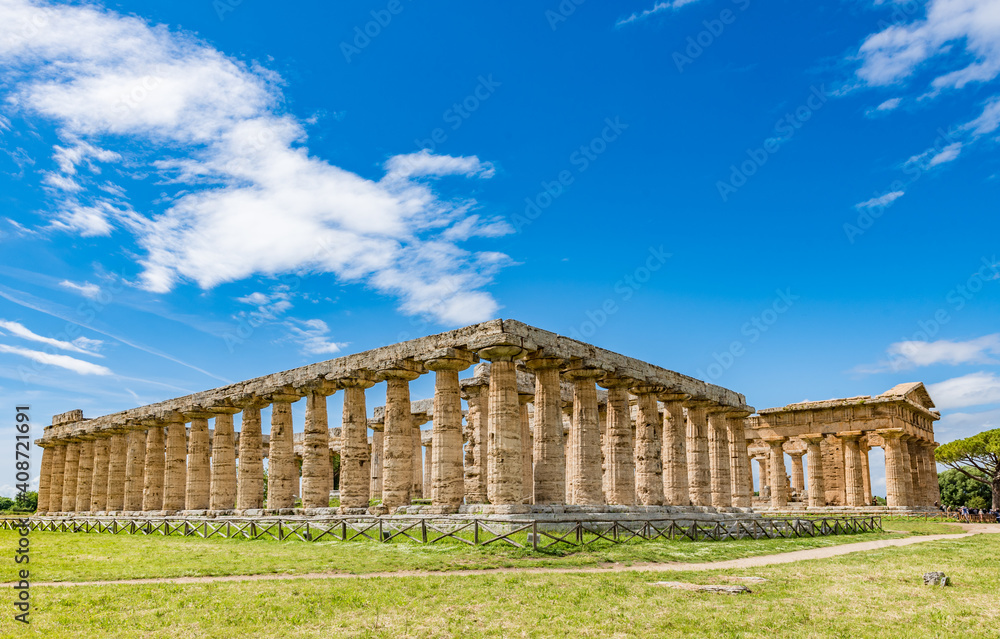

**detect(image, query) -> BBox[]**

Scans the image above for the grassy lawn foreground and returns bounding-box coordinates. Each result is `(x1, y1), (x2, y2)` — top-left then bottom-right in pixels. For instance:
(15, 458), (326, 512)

(0, 530), (995, 638)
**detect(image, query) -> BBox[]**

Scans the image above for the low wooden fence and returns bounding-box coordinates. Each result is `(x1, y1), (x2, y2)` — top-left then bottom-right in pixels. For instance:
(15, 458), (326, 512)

(0, 515), (881, 550)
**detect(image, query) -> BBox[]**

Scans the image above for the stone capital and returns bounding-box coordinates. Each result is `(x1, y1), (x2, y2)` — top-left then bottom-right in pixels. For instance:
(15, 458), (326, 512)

(876, 428), (906, 440)
(336, 371), (377, 389)
(296, 377), (341, 396)
(263, 385), (305, 403)
(763, 436), (787, 450)
(376, 359), (424, 381)
(523, 353), (565, 371)
(684, 398), (716, 410)
(477, 345), (526, 362)
(598, 373), (636, 390)
(657, 391), (691, 403)
(517, 392), (534, 405)
(469, 334), (536, 355)
(562, 365), (605, 381)
(181, 406), (217, 421)
(800, 433), (826, 445)
(836, 430), (864, 441)
(230, 394), (270, 410)
(424, 347), (476, 372)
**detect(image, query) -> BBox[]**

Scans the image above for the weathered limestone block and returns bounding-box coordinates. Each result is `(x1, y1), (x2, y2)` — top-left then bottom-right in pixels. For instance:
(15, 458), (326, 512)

(821, 435), (845, 507)
(380, 367), (421, 511)
(163, 416), (187, 511)
(461, 383), (489, 504)
(105, 434), (126, 512)
(184, 412), (212, 510)
(601, 380), (635, 506)
(707, 409), (732, 509)
(633, 387), (664, 506)
(427, 354), (470, 511)
(142, 425), (165, 511)
(840, 433), (865, 507)
(235, 397), (267, 510)
(565, 367), (605, 505)
(267, 396), (299, 510)
(801, 435), (826, 508)
(766, 438), (788, 508)
(61, 441), (81, 512)
(908, 438), (924, 507)
(340, 376), (374, 510)
(525, 358), (564, 505)
(75, 439), (94, 512)
(685, 401), (712, 507)
(789, 451), (805, 497)
(899, 435), (914, 505)
(728, 413), (752, 508)
(123, 429), (146, 511)
(661, 395), (690, 506)
(301, 382), (338, 508)
(881, 430), (908, 507)
(90, 437), (110, 512)
(481, 346), (525, 505)
(49, 444), (67, 512)
(37, 445), (53, 513)
(209, 409), (239, 510)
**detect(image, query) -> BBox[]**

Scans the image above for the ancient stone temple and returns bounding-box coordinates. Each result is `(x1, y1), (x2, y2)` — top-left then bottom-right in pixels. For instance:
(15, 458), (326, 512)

(34, 319), (756, 518)
(744, 383), (941, 511)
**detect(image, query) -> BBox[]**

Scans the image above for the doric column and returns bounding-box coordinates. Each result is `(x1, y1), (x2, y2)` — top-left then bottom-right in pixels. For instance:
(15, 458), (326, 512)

(183, 409), (213, 511)
(266, 391), (301, 510)
(727, 411), (752, 508)
(209, 406), (239, 511)
(75, 436), (95, 513)
(461, 381), (489, 504)
(907, 438), (923, 507)
(706, 407), (732, 509)
(105, 432), (126, 512)
(660, 394), (690, 505)
(525, 356), (565, 505)
(600, 377), (636, 506)
(801, 435), (826, 508)
(765, 437), (788, 508)
(479, 346), (527, 506)
(90, 436), (110, 512)
(881, 430), (908, 507)
(755, 454), (769, 497)
(141, 421), (165, 511)
(37, 444), (53, 514)
(840, 432), (864, 507)
(61, 440), (81, 512)
(299, 380), (339, 509)
(684, 399), (713, 507)
(379, 362), (422, 511)
(48, 443), (67, 513)
(563, 365), (605, 505)
(518, 393), (533, 503)
(925, 441), (941, 506)
(161, 413), (187, 512)
(860, 438), (873, 506)
(899, 435), (914, 507)
(234, 396), (267, 510)
(632, 385), (664, 506)
(122, 426), (146, 512)
(411, 416), (426, 499)
(562, 403), (573, 503)
(423, 441), (432, 499)
(339, 373), (375, 512)
(370, 429), (384, 500)
(426, 351), (473, 512)
(788, 452), (805, 497)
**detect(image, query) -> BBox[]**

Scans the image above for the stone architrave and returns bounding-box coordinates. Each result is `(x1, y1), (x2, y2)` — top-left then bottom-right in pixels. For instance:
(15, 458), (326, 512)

(660, 394), (690, 505)
(300, 380), (339, 509)
(564, 366), (605, 505)
(235, 396), (267, 510)
(122, 428), (146, 512)
(209, 407), (239, 511)
(633, 385), (665, 506)
(461, 382), (489, 504)
(840, 432), (865, 507)
(61, 441), (81, 512)
(184, 409), (214, 510)
(426, 352), (473, 512)
(141, 423), (165, 511)
(727, 412), (752, 508)
(801, 435), (826, 508)
(379, 364), (422, 511)
(75, 438), (95, 512)
(339, 374), (375, 511)
(90, 437), (110, 512)
(105, 433), (126, 512)
(765, 437), (788, 508)
(525, 356), (565, 505)
(600, 377), (635, 506)
(162, 414), (188, 512)
(267, 392), (301, 510)
(684, 400), (713, 507)
(706, 408), (732, 509)
(479, 346), (526, 506)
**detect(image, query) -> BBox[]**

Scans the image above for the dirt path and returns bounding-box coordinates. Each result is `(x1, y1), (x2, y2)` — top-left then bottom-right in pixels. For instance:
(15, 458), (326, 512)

(16, 525), (996, 589)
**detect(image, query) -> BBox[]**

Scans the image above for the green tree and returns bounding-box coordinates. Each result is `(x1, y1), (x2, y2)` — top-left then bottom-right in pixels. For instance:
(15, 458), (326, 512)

(938, 469), (992, 509)
(936, 429), (1000, 510)
(0, 497), (13, 511)
(15, 491), (37, 512)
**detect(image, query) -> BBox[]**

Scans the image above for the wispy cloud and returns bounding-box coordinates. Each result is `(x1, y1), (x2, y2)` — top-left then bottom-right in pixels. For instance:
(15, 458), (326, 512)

(0, 0), (511, 325)
(284, 318), (348, 356)
(616, 0), (704, 27)
(854, 190), (904, 209)
(855, 334), (1000, 374)
(928, 371), (1000, 410)
(59, 279), (102, 300)
(0, 343), (112, 376)
(0, 319), (103, 356)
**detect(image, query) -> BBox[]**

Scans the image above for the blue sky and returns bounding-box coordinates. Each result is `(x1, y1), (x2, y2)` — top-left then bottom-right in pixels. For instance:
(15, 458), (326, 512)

(1, 0), (998, 498)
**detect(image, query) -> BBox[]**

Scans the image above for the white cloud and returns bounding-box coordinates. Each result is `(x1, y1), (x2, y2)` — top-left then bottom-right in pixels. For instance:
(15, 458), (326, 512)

(0, 319), (103, 356)
(59, 279), (102, 299)
(0, 0), (511, 325)
(928, 371), (1000, 409)
(285, 318), (348, 355)
(877, 97), (902, 111)
(855, 190), (905, 209)
(616, 0), (703, 27)
(934, 406), (1000, 443)
(0, 343), (112, 375)
(887, 334), (1000, 369)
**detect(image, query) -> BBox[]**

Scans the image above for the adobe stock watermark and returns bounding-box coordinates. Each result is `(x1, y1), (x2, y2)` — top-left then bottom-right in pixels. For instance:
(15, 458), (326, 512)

(510, 117), (628, 233)
(13, 405), (31, 624)
(340, 0), (411, 63)
(673, 0), (752, 73)
(885, 256), (1000, 372)
(412, 75), (502, 155)
(843, 127), (960, 244)
(545, 0), (586, 31)
(566, 246), (672, 341)
(716, 85), (828, 202)
(696, 288), (799, 381)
